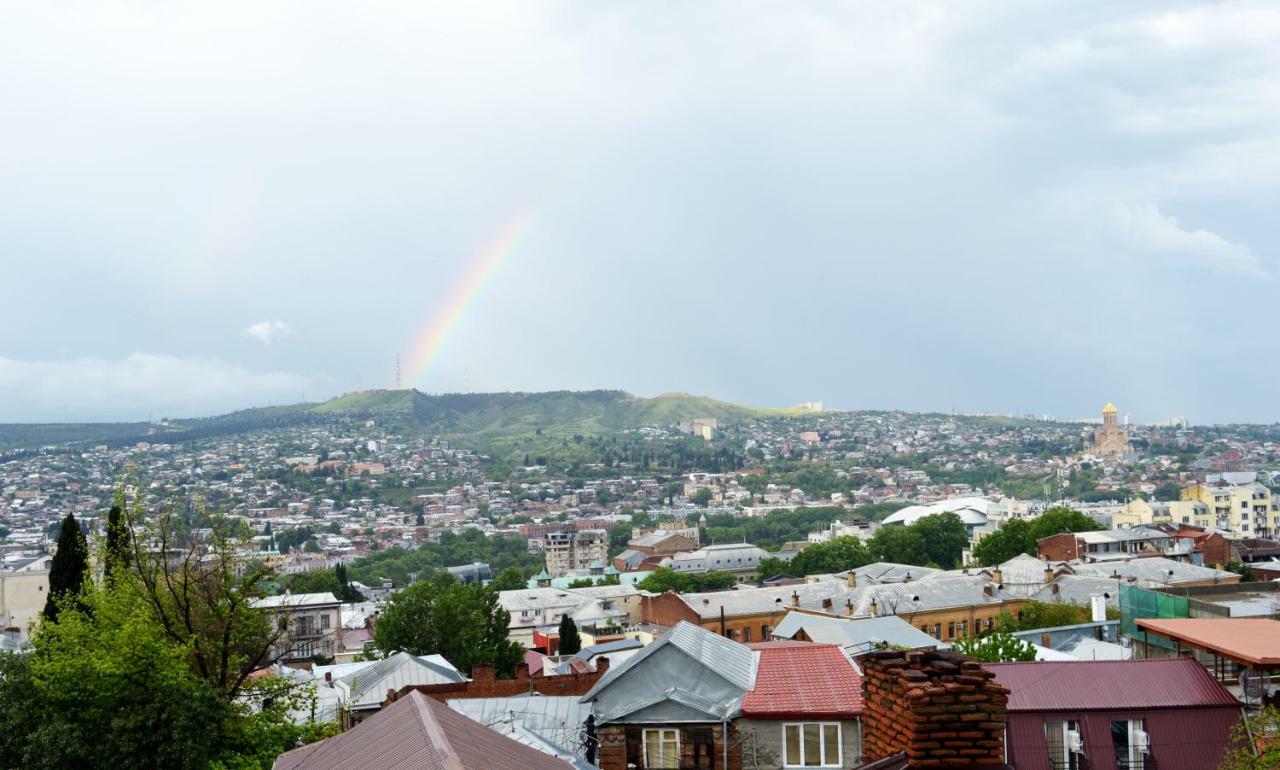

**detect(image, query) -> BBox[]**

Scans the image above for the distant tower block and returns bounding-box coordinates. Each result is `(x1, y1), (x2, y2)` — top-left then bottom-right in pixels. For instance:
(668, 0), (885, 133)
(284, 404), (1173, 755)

(1091, 402), (1132, 457)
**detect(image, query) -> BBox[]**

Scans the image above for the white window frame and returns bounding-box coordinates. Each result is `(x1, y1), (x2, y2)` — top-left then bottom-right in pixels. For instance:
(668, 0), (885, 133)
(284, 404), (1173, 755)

(1110, 718), (1146, 770)
(642, 728), (680, 769)
(783, 721), (842, 768)
(1044, 719), (1080, 770)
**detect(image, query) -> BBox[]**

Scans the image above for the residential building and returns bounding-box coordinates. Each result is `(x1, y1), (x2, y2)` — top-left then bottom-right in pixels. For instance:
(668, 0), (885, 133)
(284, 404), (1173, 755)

(1181, 472), (1280, 538)
(544, 529), (609, 578)
(446, 695), (596, 769)
(737, 641), (864, 769)
(312, 651), (468, 725)
(990, 658), (1242, 770)
(252, 592), (342, 663)
(0, 567), (49, 638)
(661, 543), (772, 581)
(614, 529), (700, 572)
(582, 621), (754, 770)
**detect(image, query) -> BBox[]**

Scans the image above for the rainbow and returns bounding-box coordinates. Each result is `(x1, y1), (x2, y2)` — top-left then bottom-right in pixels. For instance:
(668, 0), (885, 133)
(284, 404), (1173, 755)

(404, 209), (536, 388)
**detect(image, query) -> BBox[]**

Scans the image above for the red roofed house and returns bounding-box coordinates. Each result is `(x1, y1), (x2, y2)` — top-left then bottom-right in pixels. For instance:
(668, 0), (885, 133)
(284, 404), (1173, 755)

(988, 658), (1243, 770)
(738, 641), (864, 769)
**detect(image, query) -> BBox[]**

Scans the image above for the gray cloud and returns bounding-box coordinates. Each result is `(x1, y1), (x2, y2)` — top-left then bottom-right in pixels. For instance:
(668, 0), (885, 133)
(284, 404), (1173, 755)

(1, 1), (1277, 423)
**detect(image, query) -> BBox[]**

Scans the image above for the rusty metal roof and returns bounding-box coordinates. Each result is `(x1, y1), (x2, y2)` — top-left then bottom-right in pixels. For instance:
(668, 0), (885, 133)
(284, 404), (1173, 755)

(987, 658), (1240, 712)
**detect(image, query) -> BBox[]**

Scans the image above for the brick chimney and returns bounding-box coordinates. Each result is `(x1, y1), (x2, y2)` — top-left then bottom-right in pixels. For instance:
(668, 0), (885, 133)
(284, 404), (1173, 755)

(861, 648), (1009, 768)
(847, 571), (858, 588)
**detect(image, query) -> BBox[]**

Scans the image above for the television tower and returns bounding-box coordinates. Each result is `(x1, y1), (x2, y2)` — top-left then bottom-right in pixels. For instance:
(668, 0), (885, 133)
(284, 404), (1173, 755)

(394, 354), (402, 390)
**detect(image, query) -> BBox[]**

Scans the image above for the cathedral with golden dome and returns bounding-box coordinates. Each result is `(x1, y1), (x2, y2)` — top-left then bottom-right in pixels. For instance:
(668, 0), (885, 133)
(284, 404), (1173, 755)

(1090, 402), (1132, 457)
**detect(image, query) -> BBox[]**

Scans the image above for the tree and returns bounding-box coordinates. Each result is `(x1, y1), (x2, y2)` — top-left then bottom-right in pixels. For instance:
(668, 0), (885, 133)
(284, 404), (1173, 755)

(911, 513), (969, 570)
(636, 567), (736, 593)
(953, 631), (1037, 662)
(868, 524), (929, 566)
(374, 580), (523, 676)
(971, 518), (1033, 565)
(1027, 507), (1103, 542)
(690, 488), (714, 507)
(770, 536), (873, 578)
(43, 512), (88, 622)
(489, 566), (528, 592)
(102, 503), (131, 583)
(415, 511), (426, 527)
(557, 615), (582, 655)
(1219, 706), (1280, 769)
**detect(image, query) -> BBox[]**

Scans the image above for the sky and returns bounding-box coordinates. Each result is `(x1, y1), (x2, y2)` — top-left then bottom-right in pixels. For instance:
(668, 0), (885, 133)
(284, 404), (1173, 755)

(1, 1), (1278, 424)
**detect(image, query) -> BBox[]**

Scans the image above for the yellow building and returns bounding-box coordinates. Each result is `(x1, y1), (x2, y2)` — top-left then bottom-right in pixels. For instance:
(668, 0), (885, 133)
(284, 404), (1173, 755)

(1181, 475), (1280, 538)
(1090, 402), (1131, 458)
(1112, 498), (1212, 529)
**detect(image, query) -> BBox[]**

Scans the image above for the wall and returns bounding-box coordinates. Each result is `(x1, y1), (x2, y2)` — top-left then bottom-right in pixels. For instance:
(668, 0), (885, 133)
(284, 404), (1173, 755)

(1037, 533), (1082, 562)
(0, 570), (49, 636)
(736, 718), (861, 770)
(386, 658), (609, 704)
(597, 723), (740, 770)
(1005, 708), (1240, 770)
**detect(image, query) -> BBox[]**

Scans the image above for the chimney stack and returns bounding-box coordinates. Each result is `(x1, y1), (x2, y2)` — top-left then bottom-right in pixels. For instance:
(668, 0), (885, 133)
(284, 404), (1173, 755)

(991, 568), (1003, 584)
(860, 648), (1010, 768)
(847, 571), (858, 588)
(790, 591), (800, 608)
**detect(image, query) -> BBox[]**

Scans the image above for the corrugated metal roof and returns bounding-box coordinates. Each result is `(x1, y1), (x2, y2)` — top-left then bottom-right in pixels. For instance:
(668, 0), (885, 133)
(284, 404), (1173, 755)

(741, 643), (862, 718)
(771, 611), (950, 653)
(988, 658), (1241, 711)
(1134, 617), (1280, 665)
(341, 652), (467, 710)
(273, 690), (572, 770)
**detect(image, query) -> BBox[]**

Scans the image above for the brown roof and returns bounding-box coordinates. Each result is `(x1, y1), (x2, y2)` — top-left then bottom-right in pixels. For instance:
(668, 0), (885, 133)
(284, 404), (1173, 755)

(987, 658), (1240, 711)
(272, 690), (570, 770)
(1135, 617), (1280, 666)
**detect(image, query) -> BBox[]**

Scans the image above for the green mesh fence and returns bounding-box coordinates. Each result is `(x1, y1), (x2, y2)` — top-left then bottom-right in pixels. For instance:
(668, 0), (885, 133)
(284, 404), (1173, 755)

(1120, 585), (1188, 649)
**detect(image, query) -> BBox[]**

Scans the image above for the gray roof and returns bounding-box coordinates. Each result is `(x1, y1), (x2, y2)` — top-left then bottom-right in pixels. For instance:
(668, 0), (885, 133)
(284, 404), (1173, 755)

(338, 651), (467, 710)
(446, 695), (594, 769)
(582, 621), (757, 723)
(770, 611), (950, 654)
(1071, 556), (1236, 585)
(678, 581), (850, 620)
(252, 592), (340, 610)
(848, 562), (944, 584)
(1033, 575), (1123, 606)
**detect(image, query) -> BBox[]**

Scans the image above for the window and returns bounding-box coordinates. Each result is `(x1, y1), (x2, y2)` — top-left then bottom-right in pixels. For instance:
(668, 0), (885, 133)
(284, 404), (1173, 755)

(743, 627), (752, 642)
(643, 728), (680, 768)
(930, 624), (942, 639)
(947, 622), (955, 639)
(762, 624), (772, 640)
(784, 722), (840, 767)
(321, 614), (331, 630)
(1110, 719), (1147, 770)
(1044, 720), (1080, 770)
(957, 620), (968, 637)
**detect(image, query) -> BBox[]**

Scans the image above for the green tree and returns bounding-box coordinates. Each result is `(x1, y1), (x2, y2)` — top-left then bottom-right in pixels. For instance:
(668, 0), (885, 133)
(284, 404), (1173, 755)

(102, 503), (131, 583)
(911, 512), (969, 569)
(868, 525), (928, 566)
(43, 512), (88, 622)
(489, 566), (528, 592)
(374, 580), (523, 676)
(971, 519), (1034, 565)
(770, 536), (874, 578)
(690, 488), (714, 506)
(415, 511), (426, 527)
(1219, 706), (1280, 770)
(636, 567), (737, 593)
(1027, 507), (1103, 542)
(953, 631), (1036, 662)
(557, 615), (582, 655)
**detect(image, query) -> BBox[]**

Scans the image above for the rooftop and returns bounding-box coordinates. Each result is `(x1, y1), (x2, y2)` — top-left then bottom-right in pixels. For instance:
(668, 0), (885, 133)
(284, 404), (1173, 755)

(741, 642), (862, 718)
(1134, 617), (1280, 666)
(987, 658), (1240, 711)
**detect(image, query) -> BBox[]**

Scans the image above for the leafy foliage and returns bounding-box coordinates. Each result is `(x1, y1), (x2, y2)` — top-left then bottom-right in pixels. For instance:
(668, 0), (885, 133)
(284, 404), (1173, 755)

(635, 567), (738, 593)
(971, 507), (1103, 565)
(1219, 706), (1280, 770)
(953, 631), (1037, 662)
(488, 566), (529, 592)
(373, 577), (523, 676)
(345, 529), (543, 588)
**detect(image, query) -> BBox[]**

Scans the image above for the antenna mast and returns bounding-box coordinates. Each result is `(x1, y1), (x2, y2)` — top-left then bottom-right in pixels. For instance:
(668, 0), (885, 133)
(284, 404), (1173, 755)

(395, 354), (402, 390)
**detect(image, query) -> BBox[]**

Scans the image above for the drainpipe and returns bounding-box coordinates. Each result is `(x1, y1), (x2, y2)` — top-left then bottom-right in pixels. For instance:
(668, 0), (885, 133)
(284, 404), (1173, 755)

(722, 720), (729, 770)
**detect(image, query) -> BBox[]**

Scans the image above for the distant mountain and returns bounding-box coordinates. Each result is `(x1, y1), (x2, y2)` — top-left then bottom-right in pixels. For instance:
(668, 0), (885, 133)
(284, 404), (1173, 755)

(0, 389), (802, 451)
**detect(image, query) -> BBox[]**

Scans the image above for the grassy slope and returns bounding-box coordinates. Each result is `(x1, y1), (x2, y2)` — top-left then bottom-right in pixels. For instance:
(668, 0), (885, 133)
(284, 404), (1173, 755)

(0, 389), (786, 451)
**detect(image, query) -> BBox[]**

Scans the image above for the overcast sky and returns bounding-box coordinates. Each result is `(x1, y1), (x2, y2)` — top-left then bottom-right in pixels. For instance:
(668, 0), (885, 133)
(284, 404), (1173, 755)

(2, 1), (1278, 423)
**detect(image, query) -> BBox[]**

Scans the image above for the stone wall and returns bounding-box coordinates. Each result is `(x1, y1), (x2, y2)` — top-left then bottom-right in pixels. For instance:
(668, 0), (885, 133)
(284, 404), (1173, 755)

(860, 649), (1008, 768)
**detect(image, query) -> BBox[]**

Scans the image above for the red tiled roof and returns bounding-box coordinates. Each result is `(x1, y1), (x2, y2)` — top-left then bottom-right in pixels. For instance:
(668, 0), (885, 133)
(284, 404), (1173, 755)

(741, 643), (863, 718)
(987, 658), (1240, 712)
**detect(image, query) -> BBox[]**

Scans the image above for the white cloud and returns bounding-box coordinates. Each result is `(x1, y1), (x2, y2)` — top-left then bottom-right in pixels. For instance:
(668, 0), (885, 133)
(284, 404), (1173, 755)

(1109, 201), (1267, 278)
(241, 320), (291, 345)
(0, 354), (312, 421)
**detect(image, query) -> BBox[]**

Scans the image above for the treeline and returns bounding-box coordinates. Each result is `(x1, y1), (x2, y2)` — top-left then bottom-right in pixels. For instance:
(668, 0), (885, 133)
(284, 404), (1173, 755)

(701, 504), (906, 551)
(344, 528), (543, 588)
(756, 512), (969, 578)
(969, 508), (1102, 564)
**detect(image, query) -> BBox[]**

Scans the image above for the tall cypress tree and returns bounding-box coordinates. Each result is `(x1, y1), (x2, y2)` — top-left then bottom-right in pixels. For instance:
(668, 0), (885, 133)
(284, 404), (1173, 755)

(557, 614), (582, 655)
(102, 504), (131, 584)
(43, 512), (89, 622)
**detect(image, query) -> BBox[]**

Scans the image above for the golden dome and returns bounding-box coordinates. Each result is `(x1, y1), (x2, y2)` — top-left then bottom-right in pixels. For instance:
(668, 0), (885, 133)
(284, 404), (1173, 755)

(1103, 402), (1118, 414)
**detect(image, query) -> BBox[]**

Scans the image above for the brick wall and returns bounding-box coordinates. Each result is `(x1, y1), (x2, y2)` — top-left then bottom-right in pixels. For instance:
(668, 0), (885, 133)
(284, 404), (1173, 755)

(384, 658), (609, 705)
(860, 649), (1009, 768)
(1035, 532), (1081, 562)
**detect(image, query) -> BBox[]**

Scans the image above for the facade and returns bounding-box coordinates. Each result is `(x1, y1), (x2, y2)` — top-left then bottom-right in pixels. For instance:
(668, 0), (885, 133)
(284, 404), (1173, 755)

(1091, 402), (1132, 458)
(0, 567), (49, 637)
(544, 529), (609, 578)
(661, 543), (772, 581)
(1182, 472), (1280, 538)
(990, 658), (1242, 770)
(614, 529), (700, 572)
(252, 592), (342, 663)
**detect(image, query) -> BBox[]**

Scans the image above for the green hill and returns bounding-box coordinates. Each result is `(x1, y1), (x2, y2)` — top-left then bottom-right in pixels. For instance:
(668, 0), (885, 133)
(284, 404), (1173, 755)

(0, 389), (792, 451)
